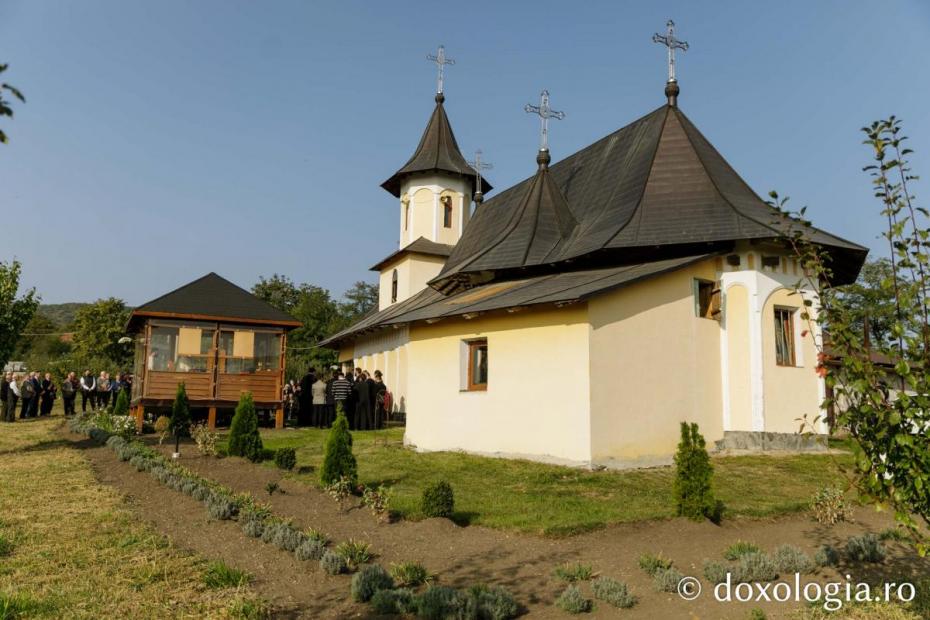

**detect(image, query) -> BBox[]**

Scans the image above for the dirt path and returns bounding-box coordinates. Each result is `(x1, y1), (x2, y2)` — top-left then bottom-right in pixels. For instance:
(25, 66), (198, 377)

(66, 430), (924, 619)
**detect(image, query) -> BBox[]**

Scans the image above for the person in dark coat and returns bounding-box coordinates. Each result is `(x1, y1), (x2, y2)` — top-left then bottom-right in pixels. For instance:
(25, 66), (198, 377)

(371, 370), (388, 430)
(39, 373), (56, 416)
(0, 372), (10, 423)
(298, 367), (316, 426)
(353, 371), (372, 430)
(61, 372), (78, 416)
(19, 372), (37, 419)
(324, 370), (337, 427)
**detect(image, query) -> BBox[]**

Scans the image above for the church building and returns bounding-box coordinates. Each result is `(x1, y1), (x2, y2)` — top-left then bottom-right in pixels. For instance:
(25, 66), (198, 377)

(321, 32), (867, 468)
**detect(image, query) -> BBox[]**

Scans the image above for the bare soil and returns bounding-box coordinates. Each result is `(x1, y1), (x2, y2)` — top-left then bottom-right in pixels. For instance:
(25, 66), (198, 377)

(65, 431), (927, 619)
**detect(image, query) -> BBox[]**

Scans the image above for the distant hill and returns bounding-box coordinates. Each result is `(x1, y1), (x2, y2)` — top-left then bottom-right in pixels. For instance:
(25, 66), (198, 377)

(38, 303), (89, 328)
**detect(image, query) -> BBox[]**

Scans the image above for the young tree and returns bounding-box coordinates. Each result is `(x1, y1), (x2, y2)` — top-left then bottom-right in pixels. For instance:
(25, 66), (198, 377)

(0, 260), (39, 370)
(320, 404), (357, 486)
(228, 392), (263, 462)
(0, 63), (26, 144)
(70, 298), (132, 368)
(776, 116), (930, 551)
(673, 422), (719, 522)
(112, 388), (130, 417)
(170, 382), (191, 439)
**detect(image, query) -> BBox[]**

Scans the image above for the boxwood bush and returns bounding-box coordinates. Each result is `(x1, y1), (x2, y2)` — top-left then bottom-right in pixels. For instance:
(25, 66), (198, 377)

(421, 480), (454, 519)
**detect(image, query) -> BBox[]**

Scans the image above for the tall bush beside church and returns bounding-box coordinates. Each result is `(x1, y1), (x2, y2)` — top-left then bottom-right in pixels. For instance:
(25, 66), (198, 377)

(320, 403), (357, 486)
(170, 382), (191, 438)
(673, 422), (720, 522)
(228, 392), (263, 462)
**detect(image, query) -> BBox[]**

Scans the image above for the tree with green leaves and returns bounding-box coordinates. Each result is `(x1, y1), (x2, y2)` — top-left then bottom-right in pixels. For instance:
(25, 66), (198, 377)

(837, 258), (898, 348)
(673, 422), (719, 522)
(170, 382), (191, 439)
(775, 116), (930, 552)
(70, 298), (132, 369)
(0, 260), (39, 370)
(228, 392), (263, 462)
(320, 404), (357, 486)
(339, 281), (378, 324)
(0, 63), (25, 144)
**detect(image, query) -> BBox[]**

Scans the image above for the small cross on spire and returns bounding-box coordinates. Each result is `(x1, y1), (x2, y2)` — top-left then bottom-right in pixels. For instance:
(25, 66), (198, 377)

(427, 45), (455, 95)
(467, 149), (493, 203)
(652, 19), (689, 84)
(524, 90), (565, 152)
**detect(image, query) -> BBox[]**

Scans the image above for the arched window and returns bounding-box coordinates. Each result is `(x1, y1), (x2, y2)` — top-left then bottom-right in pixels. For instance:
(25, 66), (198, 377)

(391, 269), (398, 303)
(403, 201), (409, 230)
(441, 196), (453, 228)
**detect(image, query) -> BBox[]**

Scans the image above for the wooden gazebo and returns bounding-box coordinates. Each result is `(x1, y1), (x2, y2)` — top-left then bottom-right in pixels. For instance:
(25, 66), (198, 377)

(126, 273), (301, 430)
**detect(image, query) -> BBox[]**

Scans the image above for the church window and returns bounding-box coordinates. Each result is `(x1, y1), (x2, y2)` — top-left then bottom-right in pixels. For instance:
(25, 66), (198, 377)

(694, 279), (721, 320)
(774, 307), (796, 366)
(391, 270), (398, 304)
(441, 196), (453, 228)
(466, 339), (488, 391)
(404, 202), (409, 230)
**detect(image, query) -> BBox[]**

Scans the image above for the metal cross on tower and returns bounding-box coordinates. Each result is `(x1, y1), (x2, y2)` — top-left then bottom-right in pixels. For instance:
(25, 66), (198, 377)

(524, 90), (565, 152)
(652, 19), (689, 83)
(427, 45), (455, 94)
(467, 149), (493, 189)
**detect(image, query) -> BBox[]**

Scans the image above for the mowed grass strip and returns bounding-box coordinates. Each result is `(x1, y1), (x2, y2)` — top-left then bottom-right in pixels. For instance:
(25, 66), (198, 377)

(236, 426), (853, 535)
(0, 417), (262, 619)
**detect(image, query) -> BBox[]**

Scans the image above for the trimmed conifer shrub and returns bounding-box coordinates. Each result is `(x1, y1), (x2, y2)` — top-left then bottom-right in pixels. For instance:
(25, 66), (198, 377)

(421, 480), (454, 519)
(112, 389), (130, 417)
(274, 447), (297, 471)
(351, 564), (394, 603)
(319, 405), (357, 486)
(370, 588), (416, 615)
(170, 382), (191, 439)
(673, 422), (721, 522)
(228, 392), (263, 462)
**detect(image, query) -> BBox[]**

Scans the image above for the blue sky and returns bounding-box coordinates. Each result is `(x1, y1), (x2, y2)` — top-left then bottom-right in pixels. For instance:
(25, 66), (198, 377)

(1, 0), (928, 305)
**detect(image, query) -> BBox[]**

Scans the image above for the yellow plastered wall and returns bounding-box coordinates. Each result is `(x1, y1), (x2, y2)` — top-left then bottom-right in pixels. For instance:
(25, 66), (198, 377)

(762, 288), (821, 433)
(410, 188), (434, 241)
(588, 259), (723, 462)
(406, 306), (592, 462)
(726, 284), (753, 430)
(378, 255), (447, 309)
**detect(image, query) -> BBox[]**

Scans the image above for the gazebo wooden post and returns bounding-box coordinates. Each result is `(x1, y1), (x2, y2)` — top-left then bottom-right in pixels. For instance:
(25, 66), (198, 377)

(275, 407), (284, 429)
(207, 406), (217, 430)
(133, 405), (144, 432)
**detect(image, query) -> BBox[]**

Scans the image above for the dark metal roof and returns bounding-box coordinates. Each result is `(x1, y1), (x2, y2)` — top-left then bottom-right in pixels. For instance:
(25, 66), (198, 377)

(381, 93), (493, 198)
(431, 104), (867, 293)
(321, 254), (713, 347)
(129, 272), (301, 330)
(369, 237), (455, 271)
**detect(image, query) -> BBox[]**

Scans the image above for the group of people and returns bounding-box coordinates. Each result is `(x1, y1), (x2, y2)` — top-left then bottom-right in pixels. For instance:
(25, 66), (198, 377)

(283, 366), (392, 431)
(0, 369), (132, 422)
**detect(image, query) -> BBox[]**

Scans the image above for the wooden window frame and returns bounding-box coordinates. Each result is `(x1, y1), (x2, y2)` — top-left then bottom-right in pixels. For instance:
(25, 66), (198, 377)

(391, 269), (398, 303)
(694, 278), (721, 320)
(466, 339), (488, 391)
(774, 306), (796, 366)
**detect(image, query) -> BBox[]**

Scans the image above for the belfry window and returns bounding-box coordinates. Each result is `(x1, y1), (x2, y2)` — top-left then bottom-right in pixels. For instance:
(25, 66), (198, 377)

(404, 202), (409, 230)
(694, 279), (721, 320)
(774, 307), (796, 366)
(391, 270), (398, 304)
(466, 339), (488, 391)
(441, 196), (453, 228)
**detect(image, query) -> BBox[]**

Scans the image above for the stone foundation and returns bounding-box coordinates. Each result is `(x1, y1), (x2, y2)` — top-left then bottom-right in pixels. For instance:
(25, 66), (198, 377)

(714, 431), (828, 453)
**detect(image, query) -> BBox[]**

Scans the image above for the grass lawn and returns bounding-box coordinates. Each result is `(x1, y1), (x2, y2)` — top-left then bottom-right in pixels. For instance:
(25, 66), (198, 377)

(0, 413), (265, 619)
(234, 425), (855, 536)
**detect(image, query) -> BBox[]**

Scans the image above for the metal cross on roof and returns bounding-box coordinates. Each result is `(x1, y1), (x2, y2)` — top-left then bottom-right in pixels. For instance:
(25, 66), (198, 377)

(524, 90), (565, 152)
(427, 45), (455, 94)
(467, 149), (493, 189)
(652, 19), (689, 83)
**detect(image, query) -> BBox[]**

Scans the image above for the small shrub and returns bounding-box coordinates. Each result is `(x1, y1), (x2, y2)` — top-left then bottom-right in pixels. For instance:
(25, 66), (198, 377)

(554, 562), (593, 583)
(674, 422), (722, 523)
(703, 560), (729, 585)
(154, 415), (171, 444)
(170, 382), (192, 440)
(192, 484), (211, 502)
(228, 392), (263, 462)
(260, 521), (279, 545)
(814, 544), (839, 568)
(0, 534), (14, 557)
(747, 609), (767, 620)
(190, 422), (218, 457)
(207, 495), (238, 520)
(305, 527), (328, 545)
(421, 480), (454, 519)
(370, 588), (416, 615)
(592, 576), (635, 608)
(295, 539), (325, 562)
(202, 560), (250, 589)
(106, 435), (126, 450)
(362, 485), (392, 520)
(810, 486), (852, 525)
(732, 552), (778, 583)
(112, 389), (130, 417)
(653, 567), (684, 592)
(335, 538), (372, 571)
(265, 482), (279, 496)
(845, 533), (886, 563)
(227, 596), (270, 620)
(272, 524), (302, 552)
(324, 476), (354, 505)
(772, 544), (815, 574)
(390, 560), (432, 587)
(555, 584), (591, 614)
(471, 585), (519, 620)
(416, 586), (472, 620)
(724, 540), (761, 561)
(242, 516), (265, 539)
(878, 527), (911, 542)
(274, 447), (297, 471)
(351, 564), (395, 602)
(638, 552), (673, 576)
(320, 550), (347, 575)
(319, 406), (357, 486)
